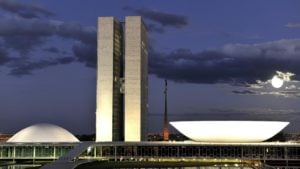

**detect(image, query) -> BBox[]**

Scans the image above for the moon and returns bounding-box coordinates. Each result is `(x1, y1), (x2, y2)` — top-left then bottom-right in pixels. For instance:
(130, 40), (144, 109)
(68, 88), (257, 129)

(271, 75), (284, 88)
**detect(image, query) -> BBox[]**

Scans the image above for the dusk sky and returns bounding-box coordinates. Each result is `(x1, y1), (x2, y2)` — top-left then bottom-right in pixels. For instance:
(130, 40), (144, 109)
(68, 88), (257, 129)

(0, 0), (300, 135)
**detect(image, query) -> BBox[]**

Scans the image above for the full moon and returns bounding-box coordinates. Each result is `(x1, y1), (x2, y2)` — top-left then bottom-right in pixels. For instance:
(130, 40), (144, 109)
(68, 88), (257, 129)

(271, 75), (284, 88)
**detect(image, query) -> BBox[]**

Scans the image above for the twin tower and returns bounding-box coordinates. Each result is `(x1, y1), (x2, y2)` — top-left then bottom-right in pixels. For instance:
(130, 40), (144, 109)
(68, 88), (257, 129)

(96, 16), (148, 142)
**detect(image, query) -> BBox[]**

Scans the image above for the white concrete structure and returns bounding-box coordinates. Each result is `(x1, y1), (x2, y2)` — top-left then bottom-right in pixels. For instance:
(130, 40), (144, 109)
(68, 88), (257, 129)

(96, 17), (123, 142)
(96, 16), (148, 142)
(7, 123), (79, 143)
(124, 16), (148, 141)
(170, 121), (289, 143)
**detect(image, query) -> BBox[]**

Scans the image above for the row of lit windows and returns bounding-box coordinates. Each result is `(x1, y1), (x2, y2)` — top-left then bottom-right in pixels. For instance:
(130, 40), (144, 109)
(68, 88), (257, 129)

(1, 145), (300, 160)
(86, 145), (300, 160)
(0, 146), (73, 158)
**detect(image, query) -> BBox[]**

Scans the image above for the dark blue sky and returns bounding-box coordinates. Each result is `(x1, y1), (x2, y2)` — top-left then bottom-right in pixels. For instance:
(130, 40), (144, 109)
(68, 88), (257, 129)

(0, 0), (300, 134)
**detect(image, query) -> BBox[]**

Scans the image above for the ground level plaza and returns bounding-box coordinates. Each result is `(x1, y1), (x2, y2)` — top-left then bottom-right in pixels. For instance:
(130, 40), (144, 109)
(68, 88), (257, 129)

(1, 141), (300, 168)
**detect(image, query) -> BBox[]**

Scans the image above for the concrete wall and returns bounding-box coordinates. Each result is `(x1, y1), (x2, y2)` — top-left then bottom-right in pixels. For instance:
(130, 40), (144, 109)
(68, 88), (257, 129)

(124, 16), (148, 141)
(96, 17), (123, 141)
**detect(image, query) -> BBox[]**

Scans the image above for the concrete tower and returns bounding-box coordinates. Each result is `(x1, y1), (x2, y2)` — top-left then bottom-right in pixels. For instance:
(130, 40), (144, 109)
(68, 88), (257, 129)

(124, 16), (148, 141)
(96, 17), (124, 142)
(96, 16), (148, 142)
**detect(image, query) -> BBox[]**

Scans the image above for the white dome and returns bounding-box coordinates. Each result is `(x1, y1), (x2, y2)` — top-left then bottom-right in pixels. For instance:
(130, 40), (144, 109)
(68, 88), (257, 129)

(7, 123), (79, 143)
(170, 121), (289, 143)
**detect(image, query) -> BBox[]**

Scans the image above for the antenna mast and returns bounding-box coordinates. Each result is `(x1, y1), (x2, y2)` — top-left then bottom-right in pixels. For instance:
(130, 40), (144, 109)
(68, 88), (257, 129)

(163, 80), (169, 141)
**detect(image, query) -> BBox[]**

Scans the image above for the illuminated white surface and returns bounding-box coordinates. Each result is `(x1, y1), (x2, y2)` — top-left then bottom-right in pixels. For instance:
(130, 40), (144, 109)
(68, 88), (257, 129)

(170, 121), (289, 143)
(124, 16), (148, 141)
(96, 17), (114, 142)
(7, 123), (79, 143)
(271, 75), (284, 88)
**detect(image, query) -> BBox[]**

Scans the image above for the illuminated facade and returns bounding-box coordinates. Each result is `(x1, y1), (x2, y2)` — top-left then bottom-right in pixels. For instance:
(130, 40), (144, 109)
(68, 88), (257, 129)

(96, 17), (124, 141)
(7, 123), (79, 143)
(124, 16), (148, 141)
(2, 142), (300, 168)
(170, 121), (289, 143)
(96, 16), (148, 142)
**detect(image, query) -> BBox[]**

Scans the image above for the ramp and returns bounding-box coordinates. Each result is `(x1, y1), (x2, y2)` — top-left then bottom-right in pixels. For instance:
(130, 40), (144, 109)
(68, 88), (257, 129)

(56, 141), (94, 162)
(41, 142), (95, 169)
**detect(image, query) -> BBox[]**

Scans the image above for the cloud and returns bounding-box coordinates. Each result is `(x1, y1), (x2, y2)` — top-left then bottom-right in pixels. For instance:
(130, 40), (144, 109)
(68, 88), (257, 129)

(0, 17), (54, 55)
(208, 108), (299, 121)
(285, 22), (300, 28)
(220, 31), (261, 40)
(0, 1), (95, 76)
(150, 39), (300, 85)
(0, 0), (54, 18)
(72, 43), (96, 68)
(146, 23), (165, 33)
(222, 39), (300, 59)
(1, 1), (299, 80)
(8, 57), (75, 76)
(150, 107), (299, 122)
(0, 17), (96, 55)
(56, 22), (96, 44)
(232, 71), (300, 97)
(251, 81), (300, 98)
(0, 46), (10, 65)
(43, 47), (60, 53)
(0, 16), (97, 75)
(232, 90), (255, 94)
(123, 6), (188, 28)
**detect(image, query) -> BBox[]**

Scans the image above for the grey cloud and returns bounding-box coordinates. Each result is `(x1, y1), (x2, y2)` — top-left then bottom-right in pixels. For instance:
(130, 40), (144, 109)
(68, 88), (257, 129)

(8, 57), (75, 76)
(0, 0), (54, 18)
(209, 108), (299, 121)
(0, 17), (96, 55)
(44, 47), (60, 53)
(233, 86), (300, 97)
(222, 39), (300, 59)
(220, 31), (261, 40)
(0, 16), (96, 75)
(0, 17), (55, 55)
(232, 90), (255, 94)
(146, 23), (165, 33)
(0, 46), (10, 65)
(150, 39), (300, 85)
(123, 6), (188, 28)
(3, 35), (46, 55)
(244, 75), (300, 97)
(150, 108), (299, 122)
(57, 22), (96, 44)
(259, 90), (300, 98)
(285, 23), (300, 28)
(72, 43), (96, 68)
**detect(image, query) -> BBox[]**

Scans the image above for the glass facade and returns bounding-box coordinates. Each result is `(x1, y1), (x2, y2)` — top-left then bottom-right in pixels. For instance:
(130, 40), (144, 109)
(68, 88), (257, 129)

(0, 143), (75, 159)
(112, 20), (124, 141)
(1, 142), (300, 168)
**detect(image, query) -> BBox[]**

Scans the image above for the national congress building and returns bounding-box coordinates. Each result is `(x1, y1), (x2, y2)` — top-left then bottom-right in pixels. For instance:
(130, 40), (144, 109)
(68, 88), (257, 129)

(96, 16), (148, 142)
(2, 16), (300, 169)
